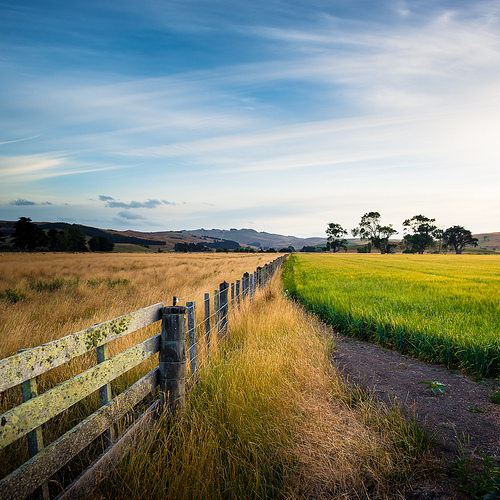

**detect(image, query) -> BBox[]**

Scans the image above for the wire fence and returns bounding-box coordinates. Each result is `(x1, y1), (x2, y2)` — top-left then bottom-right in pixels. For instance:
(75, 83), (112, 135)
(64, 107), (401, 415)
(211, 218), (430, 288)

(179, 257), (286, 388)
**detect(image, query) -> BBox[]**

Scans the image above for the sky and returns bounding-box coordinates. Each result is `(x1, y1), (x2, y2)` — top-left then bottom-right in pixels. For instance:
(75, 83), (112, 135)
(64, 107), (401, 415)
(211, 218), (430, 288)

(1, 0), (499, 238)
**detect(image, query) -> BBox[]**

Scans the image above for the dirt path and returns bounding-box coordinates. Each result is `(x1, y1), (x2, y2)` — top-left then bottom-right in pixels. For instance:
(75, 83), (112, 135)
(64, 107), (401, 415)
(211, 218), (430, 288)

(330, 334), (500, 464)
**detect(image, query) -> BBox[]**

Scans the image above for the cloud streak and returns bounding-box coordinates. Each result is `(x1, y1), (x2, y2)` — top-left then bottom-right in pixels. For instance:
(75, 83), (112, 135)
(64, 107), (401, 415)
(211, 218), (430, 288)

(98, 196), (175, 209)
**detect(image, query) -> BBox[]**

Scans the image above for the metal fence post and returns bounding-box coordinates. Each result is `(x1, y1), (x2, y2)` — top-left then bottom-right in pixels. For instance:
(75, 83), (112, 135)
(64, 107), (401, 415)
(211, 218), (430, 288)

(204, 293), (210, 357)
(219, 281), (229, 337)
(160, 306), (187, 414)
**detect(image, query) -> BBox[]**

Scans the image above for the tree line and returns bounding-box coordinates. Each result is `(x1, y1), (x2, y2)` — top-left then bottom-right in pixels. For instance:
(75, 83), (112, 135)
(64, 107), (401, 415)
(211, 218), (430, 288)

(326, 212), (478, 254)
(4, 217), (115, 252)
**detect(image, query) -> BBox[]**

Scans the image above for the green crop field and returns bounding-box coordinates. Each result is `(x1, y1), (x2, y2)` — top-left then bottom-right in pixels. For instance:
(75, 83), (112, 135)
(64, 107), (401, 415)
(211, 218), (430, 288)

(283, 254), (500, 377)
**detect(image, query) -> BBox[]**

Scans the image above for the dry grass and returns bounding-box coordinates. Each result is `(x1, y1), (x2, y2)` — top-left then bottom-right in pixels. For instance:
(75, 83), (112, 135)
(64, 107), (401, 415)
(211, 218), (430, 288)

(0, 252), (279, 487)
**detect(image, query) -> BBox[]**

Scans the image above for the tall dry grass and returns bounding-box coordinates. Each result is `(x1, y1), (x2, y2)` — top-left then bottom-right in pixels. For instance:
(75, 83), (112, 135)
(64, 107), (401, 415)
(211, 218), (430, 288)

(0, 252), (279, 488)
(90, 272), (435, 500)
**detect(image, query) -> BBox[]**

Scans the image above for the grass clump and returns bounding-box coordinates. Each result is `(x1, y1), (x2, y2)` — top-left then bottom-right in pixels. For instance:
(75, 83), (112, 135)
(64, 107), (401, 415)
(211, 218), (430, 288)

(0, 288), (24, 303)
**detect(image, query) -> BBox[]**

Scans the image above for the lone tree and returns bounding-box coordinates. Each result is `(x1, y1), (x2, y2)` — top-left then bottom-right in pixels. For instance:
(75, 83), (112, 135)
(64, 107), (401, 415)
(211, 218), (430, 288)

(351, 212), (398, 254)
(402, 214), (437, 254)
(325, 222), (348, 253)
(443, 226), (478, 254)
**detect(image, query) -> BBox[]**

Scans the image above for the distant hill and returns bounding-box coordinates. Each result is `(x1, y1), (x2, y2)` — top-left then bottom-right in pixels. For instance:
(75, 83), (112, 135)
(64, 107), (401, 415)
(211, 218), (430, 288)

(474, 232), (500, 252)
(181, 228), (326, 250)
(0, 221), (241, 251)
(2, 220), (497, 253)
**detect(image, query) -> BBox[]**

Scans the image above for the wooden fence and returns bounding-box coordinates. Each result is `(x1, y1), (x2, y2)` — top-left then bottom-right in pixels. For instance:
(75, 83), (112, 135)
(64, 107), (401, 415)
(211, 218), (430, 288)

(0, 255), (287, 500)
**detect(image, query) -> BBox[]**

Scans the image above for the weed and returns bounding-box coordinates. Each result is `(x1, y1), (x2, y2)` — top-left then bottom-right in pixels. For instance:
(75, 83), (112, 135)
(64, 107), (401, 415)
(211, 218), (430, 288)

(490, 390), (500, 405)
(0, 288), (24, 303)
(29, 278), (67, 292)
(447, 435), (500, 499)
(419, 381), (445, 395)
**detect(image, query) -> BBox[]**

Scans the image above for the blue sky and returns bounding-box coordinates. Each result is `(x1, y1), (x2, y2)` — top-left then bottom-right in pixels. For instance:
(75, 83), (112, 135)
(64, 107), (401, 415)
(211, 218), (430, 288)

(1, 0), (499, 237)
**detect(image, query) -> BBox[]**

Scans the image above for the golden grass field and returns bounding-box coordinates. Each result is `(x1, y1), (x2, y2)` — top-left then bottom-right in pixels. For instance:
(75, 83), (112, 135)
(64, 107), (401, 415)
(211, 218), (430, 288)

(0, 252), (435, 499)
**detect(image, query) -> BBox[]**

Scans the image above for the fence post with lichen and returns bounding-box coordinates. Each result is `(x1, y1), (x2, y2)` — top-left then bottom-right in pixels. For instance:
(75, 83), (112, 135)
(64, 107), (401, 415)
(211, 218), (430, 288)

(159, 306), (187, 414)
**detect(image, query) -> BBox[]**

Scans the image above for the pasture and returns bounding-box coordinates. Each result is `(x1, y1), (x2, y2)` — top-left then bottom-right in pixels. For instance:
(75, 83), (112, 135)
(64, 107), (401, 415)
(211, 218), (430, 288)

(283, 253), (500, 377)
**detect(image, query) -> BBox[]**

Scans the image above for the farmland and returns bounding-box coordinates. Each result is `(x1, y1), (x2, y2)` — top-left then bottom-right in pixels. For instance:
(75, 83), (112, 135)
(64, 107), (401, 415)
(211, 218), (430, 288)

(0, 252), (435, 498)
(283, 253), (500, 377)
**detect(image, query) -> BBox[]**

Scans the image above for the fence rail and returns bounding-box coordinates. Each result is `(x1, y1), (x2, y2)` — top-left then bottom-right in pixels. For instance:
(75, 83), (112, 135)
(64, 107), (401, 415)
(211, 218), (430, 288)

(0, 254), (287, 500)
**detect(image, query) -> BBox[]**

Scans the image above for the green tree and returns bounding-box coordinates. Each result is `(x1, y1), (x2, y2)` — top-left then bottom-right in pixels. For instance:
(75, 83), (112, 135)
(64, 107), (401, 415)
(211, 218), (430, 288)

(55, 226), (88, 252)
(443, 226), (478, 254)
(325, 222), (348, 253)
(88, 235), (114, 252)
(48, 228), (60, 251)
(351, 212), (398, 254)
(402, 214), (437, 254)
(12, 217), (48, 251)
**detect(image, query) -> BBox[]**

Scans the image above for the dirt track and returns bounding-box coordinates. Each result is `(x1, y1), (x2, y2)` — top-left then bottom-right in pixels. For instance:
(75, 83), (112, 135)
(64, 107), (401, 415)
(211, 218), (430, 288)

(330, 334), (500, 463)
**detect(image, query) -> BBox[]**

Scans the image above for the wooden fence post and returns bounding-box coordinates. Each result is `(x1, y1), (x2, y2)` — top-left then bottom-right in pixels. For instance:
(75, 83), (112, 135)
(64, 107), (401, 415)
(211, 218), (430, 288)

(249, 274), (253, 300)
(231, 282), (235, 310)
(204, 293), (210, 357)
(96, 343), (113, 448)
(236, 280), (240, 310)
(219, 281), (229, 337)
(186, 302), (197, 379)
(256, 266), (262, 288)
(18, 349), (50, 500)
(243, 272), (249, 299)
(159, 306), (187, 414)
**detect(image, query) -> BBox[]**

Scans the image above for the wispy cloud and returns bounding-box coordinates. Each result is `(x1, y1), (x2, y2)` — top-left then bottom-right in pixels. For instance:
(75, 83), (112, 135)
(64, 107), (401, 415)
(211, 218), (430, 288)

(99, 196), (175, 209)
(116, 211), (146, 220)
(1, 0), (499, 234)
(0, 154), (128, 183)
(10, 198), (36, 206)
(0, 135), (40, 146)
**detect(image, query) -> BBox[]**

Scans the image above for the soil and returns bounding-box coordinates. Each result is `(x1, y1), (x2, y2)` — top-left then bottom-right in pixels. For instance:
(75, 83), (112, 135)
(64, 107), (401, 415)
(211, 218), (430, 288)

(330, 334), (500, 499)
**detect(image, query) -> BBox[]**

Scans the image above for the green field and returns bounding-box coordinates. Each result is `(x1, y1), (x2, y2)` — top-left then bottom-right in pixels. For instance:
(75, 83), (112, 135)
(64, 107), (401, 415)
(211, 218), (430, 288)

(283, 254), (500, 377)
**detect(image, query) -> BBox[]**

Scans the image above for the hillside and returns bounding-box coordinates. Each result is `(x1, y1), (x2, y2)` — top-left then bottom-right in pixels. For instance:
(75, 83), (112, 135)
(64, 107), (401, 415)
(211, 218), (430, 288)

(181, 228), (326, 250)
(474, 232), (500, 252)
(0, 221), (240, 251)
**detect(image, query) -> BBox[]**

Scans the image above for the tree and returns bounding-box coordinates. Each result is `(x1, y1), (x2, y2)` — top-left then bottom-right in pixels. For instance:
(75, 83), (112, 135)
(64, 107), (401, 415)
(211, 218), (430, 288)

(88, 235), (114, 252)
(443, 226), (478, 254)
(351, 212), (398, 254)
(402, 214), (437, 254)
(325, 222), (348, 253)
(433, 228), (445, 253)
(12, 217), (48, 251)
(55, 226), (88, 252)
